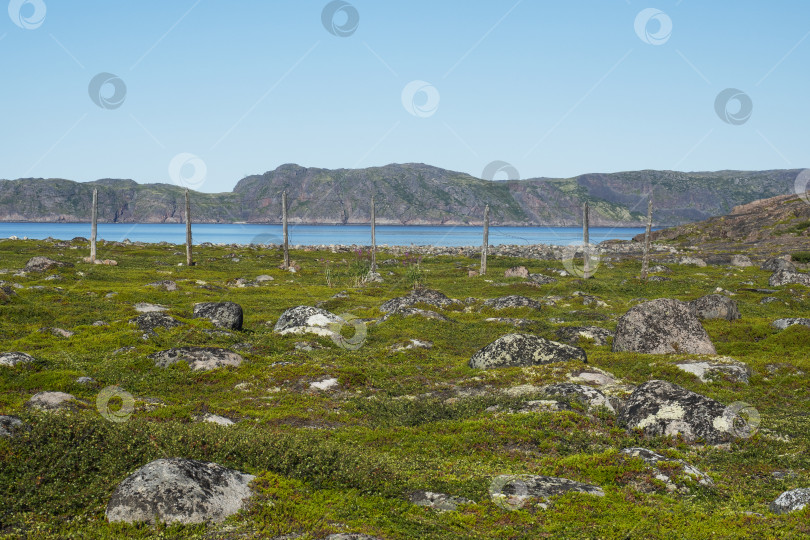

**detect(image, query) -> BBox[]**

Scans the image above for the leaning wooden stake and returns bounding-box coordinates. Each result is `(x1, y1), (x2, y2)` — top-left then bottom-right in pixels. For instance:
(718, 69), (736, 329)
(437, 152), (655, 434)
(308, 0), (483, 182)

(370, 195), (377, 272)
(640, 197), (653, 280)
(90, 188), (98, 262)
(480, 204), (490, 275)
(282, 190), (290, 269)
(185, 188), (193, 266)
(583, 201), (591, 278)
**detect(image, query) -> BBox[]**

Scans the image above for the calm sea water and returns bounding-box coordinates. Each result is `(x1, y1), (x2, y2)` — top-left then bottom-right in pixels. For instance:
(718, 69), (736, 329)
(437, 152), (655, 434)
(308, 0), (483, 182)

(0, 222), (651, 247)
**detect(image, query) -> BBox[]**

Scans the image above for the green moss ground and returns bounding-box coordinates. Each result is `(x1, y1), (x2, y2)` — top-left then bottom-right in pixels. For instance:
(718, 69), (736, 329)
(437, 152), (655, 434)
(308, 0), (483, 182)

(0, 238), (809, 539)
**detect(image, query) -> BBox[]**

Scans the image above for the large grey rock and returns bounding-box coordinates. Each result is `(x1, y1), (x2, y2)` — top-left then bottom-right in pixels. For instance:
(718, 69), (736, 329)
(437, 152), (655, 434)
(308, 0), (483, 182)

(675, 357), (751, 384)
(149, 347), (243, 371)
(540, 383), (614, 413)
(194, 302), (243, 331)
(26, 391), (77, 411)
(273, 306), (345, 337)
(379, 288), (458, 313)
(770, 488), (810, 515)
(0, 415), (24, 438)
(761, 258), (795, 273)
(106, 458), (254, 524)
(24, 256), (72, 272)
(688, 294), (741, 321)
(469, 334), (586, 369)
(619, 380), (744, 443)
(620, 447), (713, 489)
(612, 298), (716, 355)
(130, 313), (182, 333)
(482, 295), (542, 311)
(771, 318), (810, 330)
(555, 326), (613, 346)
(490, 475), (604, 509)
(0, 351), (36, 367)
(769, 269), (810, 287)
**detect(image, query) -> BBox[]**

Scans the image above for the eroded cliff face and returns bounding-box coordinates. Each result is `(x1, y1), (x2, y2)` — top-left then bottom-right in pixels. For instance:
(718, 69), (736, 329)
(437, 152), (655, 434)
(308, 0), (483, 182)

(0, 164), (801, 227)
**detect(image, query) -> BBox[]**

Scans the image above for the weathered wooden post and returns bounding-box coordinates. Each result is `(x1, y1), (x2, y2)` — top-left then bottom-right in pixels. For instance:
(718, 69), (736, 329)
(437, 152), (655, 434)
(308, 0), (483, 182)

(480, 204), (490, 275)
(583, 201), (591, 278)
(282, 190), (290, 270)
(185, 188), (193, 266)
(370, 195), (377, 272)
(640, 197), (653, 280)
(90, 188), (98, 262)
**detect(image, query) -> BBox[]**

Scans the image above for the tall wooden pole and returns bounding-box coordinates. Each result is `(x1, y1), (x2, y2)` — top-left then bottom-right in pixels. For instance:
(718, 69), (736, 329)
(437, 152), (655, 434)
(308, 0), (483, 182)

(90, 188), (98, 262)
(640, 197), (653, 280)
(282, 190), (290, 269)
(370, 195), (377, 272)
(185, 188), (193, 267)
(480, 204), (490, 275)
(583, 201), (591, 279)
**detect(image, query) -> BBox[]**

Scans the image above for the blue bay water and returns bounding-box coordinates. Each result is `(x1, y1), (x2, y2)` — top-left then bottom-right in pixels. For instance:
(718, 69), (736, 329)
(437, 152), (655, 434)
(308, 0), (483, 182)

(0, 223), (652, 247)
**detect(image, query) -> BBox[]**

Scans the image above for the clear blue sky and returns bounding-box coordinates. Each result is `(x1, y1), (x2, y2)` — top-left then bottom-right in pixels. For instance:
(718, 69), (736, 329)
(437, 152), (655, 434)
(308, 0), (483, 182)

(2, 0), (808, 192)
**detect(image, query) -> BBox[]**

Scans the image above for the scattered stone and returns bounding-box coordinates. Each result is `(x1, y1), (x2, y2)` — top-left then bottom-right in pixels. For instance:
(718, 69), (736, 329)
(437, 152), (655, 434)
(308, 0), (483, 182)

(26, 391), (77, 411)
(379, 288), (459, 313)
(294, 341), (324, 352)
(769, 488), (810, 515)
(134, 302), (169, 313)
(771, 318), (810, 331)
(649, 265), (671, 274)
(528, 273), (557, 285)
(504, 266), (529, 278)
(769, 269), (810, 287)
(620, 380), (739, 443)
(130, 312), (182, 334)
(679, 257), (707, 267)
(0, 415), (24, 438)
(274, 306), (346, 337)
(482, 295), (542, 311)
(106, 458), (255, 524)
(408, 490), (472, 511)
(760, 297), (781, 304)
(76, 376), (95, 384)
(761, 258), (795, 273)
(193, 302), (243, 331)
(731, 255), (753, 267)
(568, 367), (618, 387)
(389, 339), (433, 353)
(555, 326), (613, 346)
(515, 400), (566, 413)
(146, 280), (178, 291)
(468, 270), (478, 277)
(255, 274), (274, 283)
(612, 298), (716, 355)
(469, 334), (586, 369)
(649, 276), (672, 282)
(44, 274), (61, 281)
(310, 378), (339, 391)
(0, 351), (36, 367)
(41, 327), (74, 338)
(380, 307), (452, 323)
(688, 294), (741, 321)
(363, 271), (383, 283)
(484, 317), (534, 328)
(149, 347), (243, 371)
(113, 346), (135, 355)
(489, 475), (604, 509)
(620, 448), (713, 489)
(676, 357), (751, 384)
(201, 414), (235, 426)
(92, 320), (108, 327)
(24, 256), (72, 272)
(572, 291), (608, 308)
(540, 383), (614, 413)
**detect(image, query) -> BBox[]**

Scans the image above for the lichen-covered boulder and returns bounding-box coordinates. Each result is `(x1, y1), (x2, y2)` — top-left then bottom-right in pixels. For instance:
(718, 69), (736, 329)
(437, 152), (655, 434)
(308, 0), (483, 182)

(612, 299), (716, 355)
(0, 415), (24, 438)
(540, 383), (614, 413)
(26, 391), (77, 411)
(769, 269), (810, 287)
(482, 295), (542, 311)
(273, 306), (346, 336)
(408, 490), (473, 511)
(149, 347), (243, 371)
(771, 318), (810, 330)
(489, 475), (604, 510)
(24, 256), (72, 272)
(675, 357), (750, 384)
(379, 288), (458, 313)
(106, 458), (254, 524)
(469, 334), (586, 369)
(688, 294), (741, 321)
(770, 488), (810, 515)
(761, 258), (795, 273)
(0, 351), (36, 367)
(619, 380), (743, 443)
(130, 313), (182, 334)
(555, 326), (613, 346)
(193, 302), (243, 331)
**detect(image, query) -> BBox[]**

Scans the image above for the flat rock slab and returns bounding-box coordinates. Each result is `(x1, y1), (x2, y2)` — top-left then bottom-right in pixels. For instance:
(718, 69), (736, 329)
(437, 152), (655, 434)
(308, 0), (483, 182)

(620, 380), (739, 443)
(676, 357), (750, 383)
(769, 269), (810, 287)
(24, 256), (73, 272)
(274, 306), (345, 337)
(150, 347), (243, 371)
(555, 326), (613, 346)
(568, 367), (618, 387)
(469, 334), (586, 369)
(770, 488), (810, 514)
(621, 447), (713, 489)
(106, 458), (254, 524)
(389, 339), (433, 353)
(485, 317), (534, 328)
(490, 475), (604, 509)
(482, 295), (542, 311)
(613, 298), (716, 355)
(688, 294), (741, 321)
(26, 391), (77, 411)
(146, 280), (179, 291)
(0, 351), (36, 367)
(772, 318), (810, 330)
(380, 307), (452, 323)
(408, 490), (473, 511)
(130, 313), (182, 333)
(134, 302), (169, 313)
(194, 302), (243, 331)
(379, 288), (459, 313)
(540, 383), (614, 413)
(0, 415), (24, 438)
